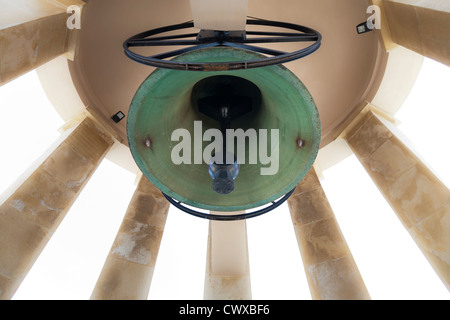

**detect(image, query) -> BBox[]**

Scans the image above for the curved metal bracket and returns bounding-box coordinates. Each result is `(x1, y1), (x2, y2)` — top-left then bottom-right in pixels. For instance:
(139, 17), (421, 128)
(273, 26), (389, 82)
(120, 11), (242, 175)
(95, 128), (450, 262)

(124, 18), (321, 71)
(162, 188), (296, 221)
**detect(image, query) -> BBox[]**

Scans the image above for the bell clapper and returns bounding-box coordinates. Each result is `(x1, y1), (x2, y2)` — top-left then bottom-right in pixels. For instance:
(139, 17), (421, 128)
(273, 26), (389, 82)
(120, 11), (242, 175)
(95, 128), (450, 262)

(209, 105), (237, 195)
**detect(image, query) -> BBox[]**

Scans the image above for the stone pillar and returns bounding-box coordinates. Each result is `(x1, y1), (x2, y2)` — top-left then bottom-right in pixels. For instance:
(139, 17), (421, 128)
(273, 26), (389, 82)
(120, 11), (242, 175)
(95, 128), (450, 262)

(90, 176), (170, 300)
(287, 169), (371, 300)
(344, 110), (450, 290)
(0, 116), (114, 299)
(204, 214), (251, 300)
(382, 0), (450, 66)
(0, 0), (84, 86)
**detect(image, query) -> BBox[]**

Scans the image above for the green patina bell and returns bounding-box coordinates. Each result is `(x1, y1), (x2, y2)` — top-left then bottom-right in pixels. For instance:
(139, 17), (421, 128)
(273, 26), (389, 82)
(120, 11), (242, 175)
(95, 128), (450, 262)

(127, 47), (321, 211)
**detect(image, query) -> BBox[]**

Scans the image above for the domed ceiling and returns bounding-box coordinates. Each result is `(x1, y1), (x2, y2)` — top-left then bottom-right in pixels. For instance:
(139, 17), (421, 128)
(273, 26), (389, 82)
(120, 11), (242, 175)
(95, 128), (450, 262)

(68, 0), (387, 148)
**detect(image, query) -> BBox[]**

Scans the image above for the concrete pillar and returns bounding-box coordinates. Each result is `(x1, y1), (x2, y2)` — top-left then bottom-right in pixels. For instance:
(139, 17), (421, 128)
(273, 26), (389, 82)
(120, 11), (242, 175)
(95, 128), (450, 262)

(0, 0), (85, 86)
(204, 213), (251, 300)
(190, 0), (248, 31)
(382, 0), (450, 66)
(344, 110), (450, 290)
(0, 116), (114, 299)
(287, 169), (371, 300)
(90, 176), (170, 300)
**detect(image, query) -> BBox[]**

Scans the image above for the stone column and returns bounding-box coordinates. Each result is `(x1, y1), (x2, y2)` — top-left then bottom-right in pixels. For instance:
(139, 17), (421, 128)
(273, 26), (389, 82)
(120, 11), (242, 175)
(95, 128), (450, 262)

(344, 110), (450, 290)
(0, 116), (114, 299)
(90, 176), (170, 300)
(204, 214), (251, 300)
(382, 0), (450, 66)
(0, 0), (84, 86)
(287, 169), (371, 300)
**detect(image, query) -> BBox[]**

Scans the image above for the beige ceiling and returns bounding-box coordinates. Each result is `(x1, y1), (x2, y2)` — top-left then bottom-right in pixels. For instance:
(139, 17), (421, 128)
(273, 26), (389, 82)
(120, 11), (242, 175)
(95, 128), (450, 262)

(69, 0), (387, 147)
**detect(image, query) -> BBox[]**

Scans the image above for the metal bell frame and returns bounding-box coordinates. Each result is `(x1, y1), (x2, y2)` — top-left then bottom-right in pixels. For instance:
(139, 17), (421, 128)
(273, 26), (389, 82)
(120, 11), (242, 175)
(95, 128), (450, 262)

(124, 17), (322, 221)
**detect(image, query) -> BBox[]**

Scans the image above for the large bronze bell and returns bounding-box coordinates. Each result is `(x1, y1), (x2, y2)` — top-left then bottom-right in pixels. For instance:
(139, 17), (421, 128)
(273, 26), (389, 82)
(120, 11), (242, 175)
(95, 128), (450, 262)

(127, 47), (321, 212)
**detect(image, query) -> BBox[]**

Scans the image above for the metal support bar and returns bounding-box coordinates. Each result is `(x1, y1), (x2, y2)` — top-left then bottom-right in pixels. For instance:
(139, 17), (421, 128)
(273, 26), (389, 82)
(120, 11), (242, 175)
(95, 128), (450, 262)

(123, 18), (321, 71)
(162, 188), (296, 221)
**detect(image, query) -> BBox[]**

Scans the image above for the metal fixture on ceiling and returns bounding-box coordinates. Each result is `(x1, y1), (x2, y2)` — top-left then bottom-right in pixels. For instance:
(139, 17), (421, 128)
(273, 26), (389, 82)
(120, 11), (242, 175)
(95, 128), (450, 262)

(123, 17), (322, 71)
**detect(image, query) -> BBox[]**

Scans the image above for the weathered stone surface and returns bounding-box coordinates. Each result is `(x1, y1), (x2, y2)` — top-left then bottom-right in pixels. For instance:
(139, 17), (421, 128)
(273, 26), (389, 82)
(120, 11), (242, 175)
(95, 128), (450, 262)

(90, 258), (155, 300)
(90, 176), (169, 300)
(0, 0), (85, 85)
(296, 217), (350, 266)
(0, 208), (49, 280)
(41, 140), (96, 194)
(346, 111), (450, 290)
(288, 169), (370, 300)
(307, 255), (371, 300)
(346, 113), (393, 160)
(111, 219), (164, 266)
(204, 275), (252, 300)
(0, 117), (113, 300)
(289, 188), (334, 225)
(0, 13), (68, 85)
(383, 0), (450, 66)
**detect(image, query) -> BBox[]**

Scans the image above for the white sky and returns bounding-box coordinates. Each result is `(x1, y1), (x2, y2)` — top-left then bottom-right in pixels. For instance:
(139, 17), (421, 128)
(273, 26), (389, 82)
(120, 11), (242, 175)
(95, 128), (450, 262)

(0, 57), (449, 300)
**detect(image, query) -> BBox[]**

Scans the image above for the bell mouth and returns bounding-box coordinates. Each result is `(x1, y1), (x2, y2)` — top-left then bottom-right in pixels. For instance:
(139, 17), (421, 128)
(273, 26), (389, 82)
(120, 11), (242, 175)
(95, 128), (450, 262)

(127, 46), (321, 212)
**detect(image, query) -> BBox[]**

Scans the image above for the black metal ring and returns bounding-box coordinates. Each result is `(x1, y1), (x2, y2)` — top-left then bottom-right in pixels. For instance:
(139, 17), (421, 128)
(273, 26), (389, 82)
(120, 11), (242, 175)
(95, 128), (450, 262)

(124, 18), (321, 71)
(162, 188), (296, 221)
